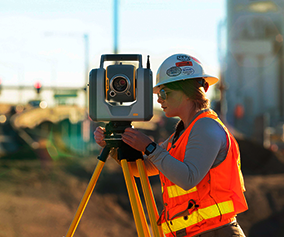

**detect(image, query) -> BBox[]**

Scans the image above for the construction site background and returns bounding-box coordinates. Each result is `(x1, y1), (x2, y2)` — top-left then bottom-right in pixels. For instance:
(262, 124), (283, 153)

(0, 103), (284, 237)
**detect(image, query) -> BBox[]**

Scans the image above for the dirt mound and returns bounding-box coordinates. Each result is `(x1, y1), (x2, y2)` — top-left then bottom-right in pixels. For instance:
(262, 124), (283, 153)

(0, 158), (138, 237)
(237, 138), (284, 175)
(235, 138), (284, 236)
(237, 174), (284, 237)
(1, 138), (284, 237)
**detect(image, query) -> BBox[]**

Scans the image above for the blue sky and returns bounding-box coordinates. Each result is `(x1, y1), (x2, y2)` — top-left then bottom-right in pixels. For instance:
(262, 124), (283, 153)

(0, 0), (226, 91)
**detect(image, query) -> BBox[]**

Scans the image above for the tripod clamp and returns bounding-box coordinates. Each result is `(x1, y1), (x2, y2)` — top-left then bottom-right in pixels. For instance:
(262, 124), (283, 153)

(98, 121), (143, 163)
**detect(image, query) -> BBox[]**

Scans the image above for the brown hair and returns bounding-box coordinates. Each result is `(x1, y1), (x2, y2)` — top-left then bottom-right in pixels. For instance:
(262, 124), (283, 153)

(165, 78), (210, 110)
(166, 78), (210, 144)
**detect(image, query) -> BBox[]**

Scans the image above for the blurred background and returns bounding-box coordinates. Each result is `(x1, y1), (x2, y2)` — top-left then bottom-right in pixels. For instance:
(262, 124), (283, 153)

(1, 0), (284, 236)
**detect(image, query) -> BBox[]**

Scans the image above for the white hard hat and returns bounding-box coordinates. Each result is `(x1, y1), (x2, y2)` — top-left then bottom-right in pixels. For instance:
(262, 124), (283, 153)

(153, 54), (219, 93)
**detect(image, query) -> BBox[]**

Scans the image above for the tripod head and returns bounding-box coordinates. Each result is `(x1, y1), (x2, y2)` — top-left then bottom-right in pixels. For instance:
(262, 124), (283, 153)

(98, 121), (143, 162)
(104, 121), (132, 147)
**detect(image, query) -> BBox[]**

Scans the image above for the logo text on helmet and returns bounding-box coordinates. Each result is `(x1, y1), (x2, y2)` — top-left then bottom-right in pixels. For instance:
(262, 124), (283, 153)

(166, 66), (182, 77)
(182, 67), (195, 76)
(177, 55), (191, 61)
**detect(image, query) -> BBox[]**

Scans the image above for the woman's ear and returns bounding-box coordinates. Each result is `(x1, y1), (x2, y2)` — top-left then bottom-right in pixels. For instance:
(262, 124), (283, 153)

(204, 82), (209, 92)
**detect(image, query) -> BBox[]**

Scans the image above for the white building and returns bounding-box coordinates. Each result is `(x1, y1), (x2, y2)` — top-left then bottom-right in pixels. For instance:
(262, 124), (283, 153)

(224, 0), (284, 144)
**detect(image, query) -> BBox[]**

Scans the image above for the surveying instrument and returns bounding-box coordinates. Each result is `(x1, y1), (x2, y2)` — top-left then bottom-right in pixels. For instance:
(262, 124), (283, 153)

(64, 54), (164, 237)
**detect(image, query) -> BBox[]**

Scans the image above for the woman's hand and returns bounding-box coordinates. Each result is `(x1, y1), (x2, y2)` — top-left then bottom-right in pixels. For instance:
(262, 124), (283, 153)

(121, 127), (153, 152)
(94, 126), (106, 147)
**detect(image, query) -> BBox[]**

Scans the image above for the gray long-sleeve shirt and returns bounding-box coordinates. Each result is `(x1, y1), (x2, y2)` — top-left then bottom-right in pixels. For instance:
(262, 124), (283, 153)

(144, 110), (228, 191)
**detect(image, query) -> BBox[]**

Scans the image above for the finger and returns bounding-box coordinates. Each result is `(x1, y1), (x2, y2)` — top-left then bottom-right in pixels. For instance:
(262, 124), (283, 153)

(95, 128), (106, 138)
(94, 132), (103, 139)
(100, 127), (106, 133)
(96, 128), (105, 134)
(124, 127), (138, 134)
(121, 134), (135, 145)
(96, 131), (104, 137)
(95, 135), (105, 144)
(121, 134), (132, 143)
(96, 126), (105, 132)
(121, 133), (136, 142)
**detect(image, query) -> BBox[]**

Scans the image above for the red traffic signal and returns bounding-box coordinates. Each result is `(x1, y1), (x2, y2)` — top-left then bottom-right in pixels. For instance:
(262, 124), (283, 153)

(34, 81), (42, 94)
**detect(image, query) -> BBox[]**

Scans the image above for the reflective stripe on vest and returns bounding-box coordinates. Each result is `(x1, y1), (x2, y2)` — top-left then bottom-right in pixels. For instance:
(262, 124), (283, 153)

(167, 185), (197, 198)
(161, 200), (235, 234)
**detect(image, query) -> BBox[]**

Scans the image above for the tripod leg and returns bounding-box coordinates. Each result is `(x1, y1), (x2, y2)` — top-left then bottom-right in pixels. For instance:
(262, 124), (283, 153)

(136, 159), (164, 237)
(121, 159), (151, 237)
(128, 162), (151, 237)
(65, 160), (105, 237)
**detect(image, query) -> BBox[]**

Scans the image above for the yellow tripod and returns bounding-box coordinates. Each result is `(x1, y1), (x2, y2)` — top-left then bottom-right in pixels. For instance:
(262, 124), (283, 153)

(64, 121), (164, 237)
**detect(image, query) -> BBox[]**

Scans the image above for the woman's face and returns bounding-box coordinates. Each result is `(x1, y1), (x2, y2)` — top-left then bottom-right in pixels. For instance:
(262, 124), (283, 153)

(157, 86), (190, 118)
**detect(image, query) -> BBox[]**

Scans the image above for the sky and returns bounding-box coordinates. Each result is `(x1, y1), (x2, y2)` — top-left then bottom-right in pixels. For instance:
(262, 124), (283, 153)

(0, 0), (226, 93)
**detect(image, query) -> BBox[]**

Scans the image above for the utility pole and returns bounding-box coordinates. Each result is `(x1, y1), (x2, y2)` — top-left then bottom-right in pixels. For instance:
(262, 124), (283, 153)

(114, 0), (119, 54)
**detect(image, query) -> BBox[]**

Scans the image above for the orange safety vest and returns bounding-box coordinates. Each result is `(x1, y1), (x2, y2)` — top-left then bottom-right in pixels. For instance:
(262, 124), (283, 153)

(159, 110), (248, 237)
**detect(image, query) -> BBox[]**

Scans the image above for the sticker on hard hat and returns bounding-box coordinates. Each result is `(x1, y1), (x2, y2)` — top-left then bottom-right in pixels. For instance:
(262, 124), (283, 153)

(176, 61), (193, 67)
(182, 67), (195, 76)
(166, 66), (182, 77)
(177, 55), (191, 61)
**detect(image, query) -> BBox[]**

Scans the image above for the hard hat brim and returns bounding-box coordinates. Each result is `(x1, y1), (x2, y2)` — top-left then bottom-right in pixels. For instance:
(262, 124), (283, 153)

(153, 75), (219, 93)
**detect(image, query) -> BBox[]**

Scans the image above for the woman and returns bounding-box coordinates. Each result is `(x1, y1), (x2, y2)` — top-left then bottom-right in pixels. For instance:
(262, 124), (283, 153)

(95, 54), (248, 237)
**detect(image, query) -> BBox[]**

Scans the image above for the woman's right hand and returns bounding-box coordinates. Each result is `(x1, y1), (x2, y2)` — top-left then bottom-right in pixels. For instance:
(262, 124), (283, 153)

(94, 126), (106, 147)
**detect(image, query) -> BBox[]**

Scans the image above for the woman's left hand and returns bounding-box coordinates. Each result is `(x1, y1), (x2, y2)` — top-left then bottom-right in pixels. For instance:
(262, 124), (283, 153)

(121, 127), (153, 152)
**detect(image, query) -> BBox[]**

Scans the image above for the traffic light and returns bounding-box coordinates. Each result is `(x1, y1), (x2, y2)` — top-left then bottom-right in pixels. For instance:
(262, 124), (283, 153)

(34, 81), (42, 94)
